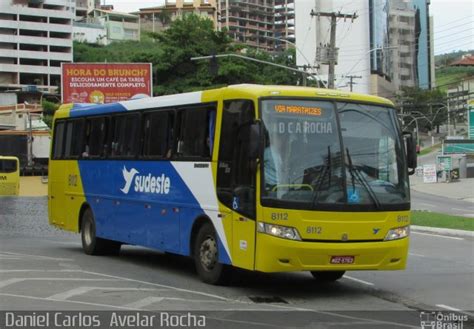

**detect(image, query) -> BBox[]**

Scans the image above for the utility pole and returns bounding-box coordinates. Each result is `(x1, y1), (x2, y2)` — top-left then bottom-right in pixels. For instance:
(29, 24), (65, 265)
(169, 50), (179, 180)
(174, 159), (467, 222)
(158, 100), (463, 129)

(447, 93), (451, 136)
(346, 75), (362, 92)
(310, 10), (358, 89)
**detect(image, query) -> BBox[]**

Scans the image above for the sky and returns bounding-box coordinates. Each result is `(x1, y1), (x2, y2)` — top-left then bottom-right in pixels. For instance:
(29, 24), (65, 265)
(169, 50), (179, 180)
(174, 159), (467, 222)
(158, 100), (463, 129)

(107, 0), (473, 55)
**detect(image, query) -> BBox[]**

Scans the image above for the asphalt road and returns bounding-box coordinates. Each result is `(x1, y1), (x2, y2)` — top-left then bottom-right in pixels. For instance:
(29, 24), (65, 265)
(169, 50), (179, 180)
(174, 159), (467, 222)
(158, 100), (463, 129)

(411, 190), (474, 217)
(0, 197), (473, 329)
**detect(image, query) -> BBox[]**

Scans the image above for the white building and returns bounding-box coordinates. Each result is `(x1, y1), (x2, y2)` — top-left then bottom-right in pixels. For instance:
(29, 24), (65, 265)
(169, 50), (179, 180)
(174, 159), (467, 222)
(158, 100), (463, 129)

(295, 0), (395, 98)
(73, 21), (107, 45)
(0, 0), (74, 93)
(75, 0), (99, 20)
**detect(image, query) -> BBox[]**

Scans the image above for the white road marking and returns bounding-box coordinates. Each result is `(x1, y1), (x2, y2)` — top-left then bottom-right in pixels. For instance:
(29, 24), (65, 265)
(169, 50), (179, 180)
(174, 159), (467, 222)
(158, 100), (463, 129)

(0, 292), (142, 310)
(344, 276), (375, 286)
(79, 270), (231, 302)
(418, 202), (436, 208)
(123, 297), (230, 309)
(122, 297), (165, 309)
(0, 256), (23, 260)
(412, 232), (464, 240)
(48, 241), (81, 246)
(47, 286), (162, 301)
(0, 278), (117, 289)
(0, 251), (72, 261)
(0, 269), (78, 273)
(409, 253), (426, 257)
(436, 304), (474, 317)
(451, 208), (474, 212)
(436, 304), (462, 311)
(79, 271), (321, 312)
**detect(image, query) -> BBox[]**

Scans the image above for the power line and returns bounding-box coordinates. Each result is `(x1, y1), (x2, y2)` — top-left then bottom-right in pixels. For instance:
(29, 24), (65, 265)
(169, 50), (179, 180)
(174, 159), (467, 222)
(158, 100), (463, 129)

(434, 15), (473, 30)
(310, 10), (358, 89)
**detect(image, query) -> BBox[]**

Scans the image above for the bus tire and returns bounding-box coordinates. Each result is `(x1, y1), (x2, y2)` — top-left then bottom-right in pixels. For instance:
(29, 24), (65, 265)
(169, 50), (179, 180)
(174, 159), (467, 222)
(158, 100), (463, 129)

(310, 271), (345, 282)
(193, 222), (231, 285)
(81, 208), (121, 255)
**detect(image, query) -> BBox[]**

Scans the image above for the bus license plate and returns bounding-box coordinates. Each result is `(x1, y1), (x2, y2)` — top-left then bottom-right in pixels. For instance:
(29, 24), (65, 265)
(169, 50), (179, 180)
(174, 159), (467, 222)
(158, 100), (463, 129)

(330, 256), (354, 264)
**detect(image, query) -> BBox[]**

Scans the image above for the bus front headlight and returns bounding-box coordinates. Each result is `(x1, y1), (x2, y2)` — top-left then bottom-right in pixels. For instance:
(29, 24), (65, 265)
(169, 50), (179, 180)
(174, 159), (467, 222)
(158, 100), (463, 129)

(384, 226), (410, 241)
(258, 223), (302, 241)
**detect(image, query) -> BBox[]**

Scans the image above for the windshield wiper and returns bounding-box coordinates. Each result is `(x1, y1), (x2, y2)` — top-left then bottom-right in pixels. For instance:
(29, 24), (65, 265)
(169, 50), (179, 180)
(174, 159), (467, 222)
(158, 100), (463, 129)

(311, 146), (332, 207)
(345, 148), (382, 210)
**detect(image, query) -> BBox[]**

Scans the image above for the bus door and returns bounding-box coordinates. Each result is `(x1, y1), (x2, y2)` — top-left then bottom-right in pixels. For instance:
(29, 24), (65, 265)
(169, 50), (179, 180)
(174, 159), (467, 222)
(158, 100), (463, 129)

(49, 121), (67, 226)
(216, 100), (257, 270)
(63, 119), (86, 231)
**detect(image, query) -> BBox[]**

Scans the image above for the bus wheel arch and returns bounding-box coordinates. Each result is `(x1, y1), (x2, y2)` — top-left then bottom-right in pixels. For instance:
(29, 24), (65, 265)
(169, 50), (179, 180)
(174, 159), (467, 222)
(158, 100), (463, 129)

(190, 216), (231, 285)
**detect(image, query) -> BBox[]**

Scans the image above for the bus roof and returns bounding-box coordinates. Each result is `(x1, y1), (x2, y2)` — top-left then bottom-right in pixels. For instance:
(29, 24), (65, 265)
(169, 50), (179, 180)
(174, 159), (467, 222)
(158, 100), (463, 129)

(55, 84), (394, 119)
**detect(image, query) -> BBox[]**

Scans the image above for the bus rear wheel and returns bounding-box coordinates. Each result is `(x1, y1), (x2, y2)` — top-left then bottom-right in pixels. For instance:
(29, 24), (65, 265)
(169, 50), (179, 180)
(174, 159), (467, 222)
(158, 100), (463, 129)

(81, 208), (121, 255)
(193, 222), (230, 285)
(310, 271), (345, 282)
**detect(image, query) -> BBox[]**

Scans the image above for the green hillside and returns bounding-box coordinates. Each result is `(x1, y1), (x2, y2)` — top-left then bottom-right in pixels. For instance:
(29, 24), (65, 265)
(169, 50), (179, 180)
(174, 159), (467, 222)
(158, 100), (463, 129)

(435, 50), (474, 92)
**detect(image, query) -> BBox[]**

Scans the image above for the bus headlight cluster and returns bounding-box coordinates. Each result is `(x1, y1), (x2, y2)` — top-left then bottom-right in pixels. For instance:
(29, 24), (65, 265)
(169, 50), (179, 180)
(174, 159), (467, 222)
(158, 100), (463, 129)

(384, 226), (410, 241)
(258, 223), (301, 241)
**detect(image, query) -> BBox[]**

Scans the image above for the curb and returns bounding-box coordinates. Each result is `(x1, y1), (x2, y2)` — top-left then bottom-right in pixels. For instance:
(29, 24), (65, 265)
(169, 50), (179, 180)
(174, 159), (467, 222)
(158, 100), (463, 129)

(411, 225), (474, 238)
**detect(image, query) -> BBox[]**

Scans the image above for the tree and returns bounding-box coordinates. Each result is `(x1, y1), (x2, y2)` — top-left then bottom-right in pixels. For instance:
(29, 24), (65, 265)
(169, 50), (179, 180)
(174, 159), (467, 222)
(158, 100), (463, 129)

(41, 99), (60, 128)
(396, 87), (446, 133)
(73, 14), (304, 95)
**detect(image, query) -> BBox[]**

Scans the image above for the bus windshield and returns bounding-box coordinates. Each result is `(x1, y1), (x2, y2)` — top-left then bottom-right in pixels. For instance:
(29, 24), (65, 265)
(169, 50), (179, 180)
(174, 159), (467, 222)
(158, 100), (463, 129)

(261, 99), (409, 211)
(0, 159), (17, 173)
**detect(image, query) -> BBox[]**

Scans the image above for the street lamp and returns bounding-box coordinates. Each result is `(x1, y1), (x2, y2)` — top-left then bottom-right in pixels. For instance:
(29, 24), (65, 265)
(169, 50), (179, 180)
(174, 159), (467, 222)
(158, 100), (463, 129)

(401, 114), (420, 147)
(264, 35), (326, 88)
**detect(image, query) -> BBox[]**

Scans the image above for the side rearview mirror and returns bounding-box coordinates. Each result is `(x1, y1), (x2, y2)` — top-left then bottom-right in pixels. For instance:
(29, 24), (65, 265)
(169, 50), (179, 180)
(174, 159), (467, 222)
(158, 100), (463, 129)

(403, 131), (417, 175)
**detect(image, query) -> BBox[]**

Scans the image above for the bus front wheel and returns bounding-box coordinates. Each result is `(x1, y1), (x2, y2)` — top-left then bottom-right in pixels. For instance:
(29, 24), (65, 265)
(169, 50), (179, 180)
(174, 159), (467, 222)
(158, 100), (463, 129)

(193, 222), (230, 285)
(310, 271), (345, 282)
(81, 208), (121, 255)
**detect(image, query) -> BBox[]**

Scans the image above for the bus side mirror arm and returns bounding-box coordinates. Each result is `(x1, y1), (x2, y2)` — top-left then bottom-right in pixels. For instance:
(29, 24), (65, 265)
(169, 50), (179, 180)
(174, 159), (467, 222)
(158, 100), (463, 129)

(403, 131), (417, 175)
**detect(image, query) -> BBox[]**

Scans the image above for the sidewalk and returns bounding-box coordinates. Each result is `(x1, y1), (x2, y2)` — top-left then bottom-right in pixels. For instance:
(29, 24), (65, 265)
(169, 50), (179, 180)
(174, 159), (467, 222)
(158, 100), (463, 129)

(19, 176), (48, 196)
(410, 174), (474, 203)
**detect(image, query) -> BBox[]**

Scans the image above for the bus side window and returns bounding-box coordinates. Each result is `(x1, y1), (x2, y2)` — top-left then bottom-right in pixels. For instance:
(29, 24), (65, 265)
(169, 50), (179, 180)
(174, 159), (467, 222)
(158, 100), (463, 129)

(176, 105), (215, 160)
(52, 121), (65, 159)
(110, 114), (139, 158)
(217, 100), (256, 219)
(85, 117), (107, 158)
(143, 110), (174, 159)
(64, 119), (84, 159)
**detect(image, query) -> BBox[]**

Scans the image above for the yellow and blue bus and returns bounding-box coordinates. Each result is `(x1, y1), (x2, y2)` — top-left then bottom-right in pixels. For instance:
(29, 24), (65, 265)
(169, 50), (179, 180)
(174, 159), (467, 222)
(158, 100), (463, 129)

(48, 84), (417, 284)
(0, 156), (20, 196)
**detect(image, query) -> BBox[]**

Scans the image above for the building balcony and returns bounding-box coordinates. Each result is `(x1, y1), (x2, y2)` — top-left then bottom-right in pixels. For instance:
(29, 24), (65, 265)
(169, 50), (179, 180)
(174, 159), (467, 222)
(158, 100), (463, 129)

(0, 20), (19, 29)
(0, 63), (64, 75)
(14, 35), (72, 47)
(0, 49), (69, 61)
(1, 6), (73, 20)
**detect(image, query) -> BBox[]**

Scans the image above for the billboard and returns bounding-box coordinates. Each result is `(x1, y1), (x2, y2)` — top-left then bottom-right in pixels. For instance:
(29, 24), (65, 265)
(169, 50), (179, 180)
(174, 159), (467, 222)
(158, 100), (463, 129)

(62, 63), (152, 104)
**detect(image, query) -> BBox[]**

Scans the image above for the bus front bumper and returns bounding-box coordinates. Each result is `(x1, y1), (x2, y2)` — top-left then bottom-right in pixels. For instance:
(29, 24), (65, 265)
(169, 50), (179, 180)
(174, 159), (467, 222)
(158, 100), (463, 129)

(255, 233), (409, 272)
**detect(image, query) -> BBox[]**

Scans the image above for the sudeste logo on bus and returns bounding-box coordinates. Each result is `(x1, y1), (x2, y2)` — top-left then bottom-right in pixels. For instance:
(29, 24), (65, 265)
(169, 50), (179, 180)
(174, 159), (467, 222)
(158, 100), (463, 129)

(120, 166), (171, 195)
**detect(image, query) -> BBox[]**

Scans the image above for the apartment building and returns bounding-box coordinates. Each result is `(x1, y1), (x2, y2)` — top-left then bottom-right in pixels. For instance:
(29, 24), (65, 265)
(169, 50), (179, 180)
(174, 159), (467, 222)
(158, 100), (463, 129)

(75, 0), (99, 20)
(389, 0), (417, 90)
(0, 0), (74, 93)
(137, 0), (217, 33)
(218, 0), (276, 51)
(274, 0), (294, 50)
(87, 9), (140, 43)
